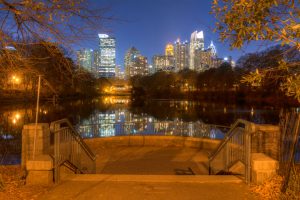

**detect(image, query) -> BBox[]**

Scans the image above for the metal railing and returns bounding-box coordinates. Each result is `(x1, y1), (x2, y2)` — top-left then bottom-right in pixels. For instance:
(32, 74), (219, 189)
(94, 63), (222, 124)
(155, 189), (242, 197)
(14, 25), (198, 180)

(208, 119), (254, 184)
(50, 119), (96, 183)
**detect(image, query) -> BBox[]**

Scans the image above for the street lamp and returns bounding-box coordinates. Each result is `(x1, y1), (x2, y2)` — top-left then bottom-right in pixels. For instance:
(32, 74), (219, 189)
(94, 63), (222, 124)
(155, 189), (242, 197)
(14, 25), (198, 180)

(11, 75), (21, 89)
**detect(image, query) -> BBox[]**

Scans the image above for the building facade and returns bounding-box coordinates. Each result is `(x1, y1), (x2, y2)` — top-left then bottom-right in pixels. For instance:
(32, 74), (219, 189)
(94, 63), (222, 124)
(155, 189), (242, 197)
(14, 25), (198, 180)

(165, 43), (174, 56)
(98, 34), (116, 78)
(189, 31), (204, 70)
(76, 48), (93, 72)
(152, 55), (175, 72)
(115, 65), (125, 79)
(93, 50), (101, 75)
(194, 41), (222, 71)
(194, 49), (213, 72)
(133, 56), (149, 76)
(174, 39), (189, 72)
(124, 47), (141, 78)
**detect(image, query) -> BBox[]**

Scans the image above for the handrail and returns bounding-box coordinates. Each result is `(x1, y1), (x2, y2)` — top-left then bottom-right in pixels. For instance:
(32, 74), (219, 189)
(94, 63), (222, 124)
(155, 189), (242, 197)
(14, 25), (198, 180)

(208, 119), (254, 184)
(208, 119), (248, 161)
(50, 118), (96, 183)
(50, 119), (96, 161)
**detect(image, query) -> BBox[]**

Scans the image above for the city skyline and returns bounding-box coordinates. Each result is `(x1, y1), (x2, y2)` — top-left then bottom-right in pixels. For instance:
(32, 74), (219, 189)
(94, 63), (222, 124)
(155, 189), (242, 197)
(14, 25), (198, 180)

(77, 29), (227, 77)
(75, 0), (274, 71)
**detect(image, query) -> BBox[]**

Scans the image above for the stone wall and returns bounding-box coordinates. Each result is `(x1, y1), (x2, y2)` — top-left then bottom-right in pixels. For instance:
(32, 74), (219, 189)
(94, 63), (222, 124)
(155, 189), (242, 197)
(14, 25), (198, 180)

(251, 125), (280, 160)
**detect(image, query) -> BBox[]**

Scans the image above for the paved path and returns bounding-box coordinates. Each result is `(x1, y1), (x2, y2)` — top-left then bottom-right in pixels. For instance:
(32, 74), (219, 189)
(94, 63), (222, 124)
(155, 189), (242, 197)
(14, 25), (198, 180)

(41, 175), (256, 200)
(40, 146), (257, 199)
(95, 146), (210, 175)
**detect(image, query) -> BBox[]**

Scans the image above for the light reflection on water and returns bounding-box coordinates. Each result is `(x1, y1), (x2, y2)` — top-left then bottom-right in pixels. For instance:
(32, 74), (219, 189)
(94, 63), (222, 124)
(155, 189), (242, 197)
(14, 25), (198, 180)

(77, 110), (227, 139)
(0, 97), (282, 165)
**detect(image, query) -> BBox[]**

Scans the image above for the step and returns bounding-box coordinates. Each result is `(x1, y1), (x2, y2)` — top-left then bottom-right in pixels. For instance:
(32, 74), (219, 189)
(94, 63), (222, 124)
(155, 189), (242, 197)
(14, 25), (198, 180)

(65, 174), (243, 184)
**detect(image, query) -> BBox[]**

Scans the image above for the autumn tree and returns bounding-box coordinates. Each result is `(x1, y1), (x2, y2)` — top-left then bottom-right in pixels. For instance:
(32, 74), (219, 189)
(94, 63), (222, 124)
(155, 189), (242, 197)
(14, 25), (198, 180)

(0, 0), (108, 78)
(212, 0), (300, 101)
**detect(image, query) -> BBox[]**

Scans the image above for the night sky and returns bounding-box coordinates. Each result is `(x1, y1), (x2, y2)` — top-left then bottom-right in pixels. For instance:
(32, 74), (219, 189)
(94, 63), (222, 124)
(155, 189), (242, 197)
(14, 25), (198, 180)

(78, 0), (274, 69)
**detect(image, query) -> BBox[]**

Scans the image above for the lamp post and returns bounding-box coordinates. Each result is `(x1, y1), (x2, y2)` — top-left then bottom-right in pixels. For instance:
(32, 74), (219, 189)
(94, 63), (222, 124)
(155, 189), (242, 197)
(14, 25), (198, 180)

(32, 75), (42, 160)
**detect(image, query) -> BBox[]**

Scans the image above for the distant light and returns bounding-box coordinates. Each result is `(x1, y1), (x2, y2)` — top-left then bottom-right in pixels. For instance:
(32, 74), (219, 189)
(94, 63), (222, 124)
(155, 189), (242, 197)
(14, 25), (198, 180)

(98, 34), (109, 38)
(224, 57), (228, 61)
(5, 46), (16, 50)
(196, 31), (204, 39)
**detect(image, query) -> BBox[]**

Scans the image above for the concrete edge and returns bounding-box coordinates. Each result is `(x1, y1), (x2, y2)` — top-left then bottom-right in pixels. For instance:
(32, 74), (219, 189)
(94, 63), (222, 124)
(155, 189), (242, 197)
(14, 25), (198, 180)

(84, 135), (221, 150)
(65, 174), (243, 184)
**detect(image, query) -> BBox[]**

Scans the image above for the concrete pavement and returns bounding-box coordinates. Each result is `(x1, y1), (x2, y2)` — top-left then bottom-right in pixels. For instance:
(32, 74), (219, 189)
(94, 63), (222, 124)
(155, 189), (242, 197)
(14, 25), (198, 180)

(40, 175), (255, 200)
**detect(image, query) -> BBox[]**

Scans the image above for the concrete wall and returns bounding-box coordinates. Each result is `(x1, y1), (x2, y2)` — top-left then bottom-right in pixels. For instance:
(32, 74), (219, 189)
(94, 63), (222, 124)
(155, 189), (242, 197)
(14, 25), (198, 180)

(22, 123), (53, 185)
(251, 125), (280, 160)
(21, 123), (51, 169)
(84, 136), (221, 151)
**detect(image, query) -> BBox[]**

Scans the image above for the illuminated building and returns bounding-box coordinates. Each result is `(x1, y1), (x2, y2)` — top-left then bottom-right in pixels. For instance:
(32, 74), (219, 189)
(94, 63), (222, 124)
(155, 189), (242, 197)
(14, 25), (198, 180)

(165, 43), (174, 56)
(174, 39), (189, 71)
(134, 56), (149, 76)
(124, 47), (140, 78)
(189, 31), (204, 70)
(152, 55), (175, 72)
(194, 49), (214, 72)
(93, 50), (101, 75)
(76, 48), (93, 72)
(98, 34), (116, 78)
(207, 41), (217, 58)
(115, 65), (125, 79)
(124, 47), (148, 78)
(193, 40), (222, 72)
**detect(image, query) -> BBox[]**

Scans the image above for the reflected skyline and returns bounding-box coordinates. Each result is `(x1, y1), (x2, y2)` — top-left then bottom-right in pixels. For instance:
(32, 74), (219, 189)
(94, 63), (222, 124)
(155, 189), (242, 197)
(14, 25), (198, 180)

(0, 96), (283, 164)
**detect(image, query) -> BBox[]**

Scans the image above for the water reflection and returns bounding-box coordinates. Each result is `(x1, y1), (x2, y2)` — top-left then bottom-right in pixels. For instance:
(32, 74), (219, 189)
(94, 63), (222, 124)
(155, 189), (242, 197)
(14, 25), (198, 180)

(78, 109), (227, 139)
(0, 96), (282, 164)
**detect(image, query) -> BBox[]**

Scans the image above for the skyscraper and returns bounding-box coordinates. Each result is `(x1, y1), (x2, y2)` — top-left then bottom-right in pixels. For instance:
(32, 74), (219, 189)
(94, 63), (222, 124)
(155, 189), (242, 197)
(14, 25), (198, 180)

(174, 39), (189, 72)
(189, 31), (204, 70)
(134, 56), (149, 76)
(124, 47), (141, 78)
(93, 49), (101, 75)
(152, 55), (175, 72)
(165, 43), (174, 56)
(76, 48), (93, 72)
(98, 34), (116, 78)
(207, 41), (217, 58)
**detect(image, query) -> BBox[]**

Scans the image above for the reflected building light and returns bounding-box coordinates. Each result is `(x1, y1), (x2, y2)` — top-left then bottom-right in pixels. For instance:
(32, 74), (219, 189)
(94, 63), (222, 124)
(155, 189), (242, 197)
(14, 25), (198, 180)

(251, 108), (254, 116)
(210, 130), (216, 139)
(15, 113), (20, 119)
(224, 107), (227, 114)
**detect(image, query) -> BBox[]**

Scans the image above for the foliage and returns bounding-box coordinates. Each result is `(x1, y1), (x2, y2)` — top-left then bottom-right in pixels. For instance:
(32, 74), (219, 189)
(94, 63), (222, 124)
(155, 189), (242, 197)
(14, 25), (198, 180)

(212, 0), (300, 101)
(0, 42), (97, 97)
(131, 67), (243, 99)
(0, 0), (107, 98)
(0, 0), (108, 94)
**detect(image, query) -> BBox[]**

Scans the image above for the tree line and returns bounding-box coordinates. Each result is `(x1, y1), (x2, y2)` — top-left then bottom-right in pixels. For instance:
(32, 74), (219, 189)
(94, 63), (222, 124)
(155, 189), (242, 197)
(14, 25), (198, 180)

(131, 45), (300, 106)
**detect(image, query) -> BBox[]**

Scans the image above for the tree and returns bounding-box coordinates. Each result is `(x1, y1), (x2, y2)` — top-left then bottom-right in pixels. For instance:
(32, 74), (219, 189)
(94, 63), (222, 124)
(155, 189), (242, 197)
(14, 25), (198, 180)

(212, 0), (300, 101)
(0, 0), (109, 75)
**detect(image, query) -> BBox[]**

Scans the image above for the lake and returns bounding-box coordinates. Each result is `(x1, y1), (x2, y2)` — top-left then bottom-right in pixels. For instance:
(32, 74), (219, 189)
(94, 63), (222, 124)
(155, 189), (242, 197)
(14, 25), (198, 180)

(0, 96), (282, 165)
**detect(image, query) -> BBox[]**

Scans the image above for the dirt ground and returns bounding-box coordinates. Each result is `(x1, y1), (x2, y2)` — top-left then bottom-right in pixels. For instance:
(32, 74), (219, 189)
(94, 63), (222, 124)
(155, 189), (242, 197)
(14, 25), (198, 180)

(0, 165), (50, 200)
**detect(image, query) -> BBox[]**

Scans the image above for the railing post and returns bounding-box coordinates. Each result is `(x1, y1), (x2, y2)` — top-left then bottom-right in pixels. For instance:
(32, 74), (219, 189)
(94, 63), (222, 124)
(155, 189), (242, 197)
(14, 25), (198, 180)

(245, 124), (252, 184)
(53, 124), (60, 183)
(54, 131), (59, 183)
(225, 143), (230, 172)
